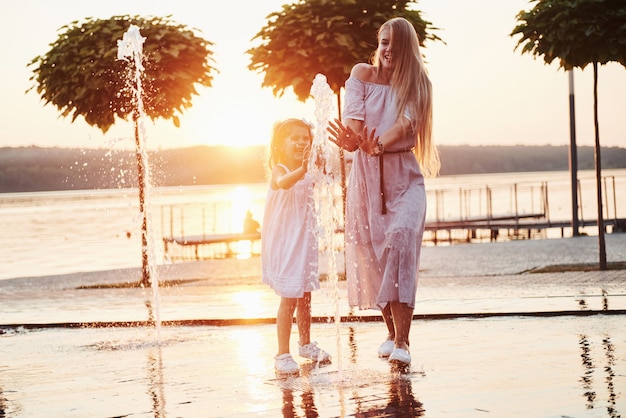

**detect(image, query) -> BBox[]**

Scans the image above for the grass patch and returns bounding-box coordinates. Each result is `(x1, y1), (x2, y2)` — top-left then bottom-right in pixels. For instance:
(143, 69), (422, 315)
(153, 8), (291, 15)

(78, 278), (204, 289)
(530, 262), (626, 273)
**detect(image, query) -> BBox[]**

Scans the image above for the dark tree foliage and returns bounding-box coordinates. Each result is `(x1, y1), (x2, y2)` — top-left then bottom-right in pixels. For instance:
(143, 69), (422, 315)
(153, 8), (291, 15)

(247, 0), (441, 101)
(28, 15), (218, 133)
(511, 0), (626, 70)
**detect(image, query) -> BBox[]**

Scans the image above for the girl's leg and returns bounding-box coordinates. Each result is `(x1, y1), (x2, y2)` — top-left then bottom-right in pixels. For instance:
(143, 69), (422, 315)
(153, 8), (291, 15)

(296, 292), (332, 362)
(296, 292), (312, 345)
(390, 301), (413, 351)
(277, 297), (298, 355)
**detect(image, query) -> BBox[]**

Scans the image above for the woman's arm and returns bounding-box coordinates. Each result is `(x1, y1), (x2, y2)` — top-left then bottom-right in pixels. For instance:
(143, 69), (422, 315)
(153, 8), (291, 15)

(327, 118), (360, 151)
(330, 116), (406, 156)
(358, 118), (408, 156)
(378, 118), (409, 149)
(344, 63), (368, 137)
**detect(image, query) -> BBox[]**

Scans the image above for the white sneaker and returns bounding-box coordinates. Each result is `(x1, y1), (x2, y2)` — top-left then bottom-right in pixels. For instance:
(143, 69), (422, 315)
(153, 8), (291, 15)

(274, 353), (299, 375)
(299, 341), (331, 363)
(378, 339), (395, 358)
(389, 347), (411, 366)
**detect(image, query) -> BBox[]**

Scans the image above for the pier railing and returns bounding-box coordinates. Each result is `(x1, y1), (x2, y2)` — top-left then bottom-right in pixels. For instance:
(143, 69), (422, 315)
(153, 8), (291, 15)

(424, 174), (623, 244)
(160, 174), (623, 258)
(159, 198), (265, 259)
(424, 181), (550, 243)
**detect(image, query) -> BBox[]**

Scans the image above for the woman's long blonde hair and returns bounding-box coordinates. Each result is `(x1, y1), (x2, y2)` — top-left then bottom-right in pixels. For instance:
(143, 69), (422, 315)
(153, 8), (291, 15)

(374, 17), (440, 177)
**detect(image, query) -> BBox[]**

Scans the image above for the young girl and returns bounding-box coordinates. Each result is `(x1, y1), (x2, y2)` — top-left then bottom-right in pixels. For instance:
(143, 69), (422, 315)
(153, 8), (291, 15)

(261, 118), (331, 375)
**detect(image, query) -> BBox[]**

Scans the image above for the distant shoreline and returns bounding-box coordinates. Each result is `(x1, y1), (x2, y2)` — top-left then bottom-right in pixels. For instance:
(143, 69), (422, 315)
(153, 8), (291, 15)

(1, 144), (625, 193)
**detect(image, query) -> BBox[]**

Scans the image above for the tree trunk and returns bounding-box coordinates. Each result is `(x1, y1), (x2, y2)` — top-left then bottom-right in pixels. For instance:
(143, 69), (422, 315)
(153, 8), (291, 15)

(135, 117), (151, 286)
(567, 70), (579, 236)
(593, 62), (607, 270)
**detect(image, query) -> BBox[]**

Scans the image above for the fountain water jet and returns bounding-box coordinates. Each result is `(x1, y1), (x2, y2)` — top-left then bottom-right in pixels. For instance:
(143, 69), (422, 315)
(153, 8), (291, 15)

(117, 25), (162, 338)
(309, 73), (343, 373)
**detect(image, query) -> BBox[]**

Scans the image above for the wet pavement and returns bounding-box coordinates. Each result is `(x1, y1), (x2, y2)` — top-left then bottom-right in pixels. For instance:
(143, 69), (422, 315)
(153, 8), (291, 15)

(1, 234), (625, 417)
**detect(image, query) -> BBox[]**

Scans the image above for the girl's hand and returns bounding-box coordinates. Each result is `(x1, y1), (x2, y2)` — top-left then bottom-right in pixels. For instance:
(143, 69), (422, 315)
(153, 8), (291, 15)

(358, 126), (383, 156)
(327, 118), (359, 152)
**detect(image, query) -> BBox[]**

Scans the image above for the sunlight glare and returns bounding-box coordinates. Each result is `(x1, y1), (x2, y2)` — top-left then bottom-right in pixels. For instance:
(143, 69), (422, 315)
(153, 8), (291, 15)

(209, 103), (270, 148)
(228, 185), (255, 258)
(231, 290), (267, 319)
(229, 186), (252, 232)
(187, 88), (276, 148)
(231, 327), (269, 375)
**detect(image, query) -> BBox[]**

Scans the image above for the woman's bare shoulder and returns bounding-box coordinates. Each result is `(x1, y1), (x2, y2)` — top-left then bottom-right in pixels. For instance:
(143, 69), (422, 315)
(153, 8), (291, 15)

(350, 63), (377, 83)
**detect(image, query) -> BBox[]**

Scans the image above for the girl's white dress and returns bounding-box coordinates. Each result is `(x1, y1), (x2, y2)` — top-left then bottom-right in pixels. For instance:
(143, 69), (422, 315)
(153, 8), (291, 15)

(261, 164), (319, 298)
(342, 76), (427, 310)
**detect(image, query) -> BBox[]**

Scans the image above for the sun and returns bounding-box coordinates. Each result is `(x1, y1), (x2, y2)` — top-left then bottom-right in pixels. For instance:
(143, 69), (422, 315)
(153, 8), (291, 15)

(184, 79), (316, 149)
(208, 102), (272, 148)
(183, 77), (278, 148)
(182, 95), (265, 148)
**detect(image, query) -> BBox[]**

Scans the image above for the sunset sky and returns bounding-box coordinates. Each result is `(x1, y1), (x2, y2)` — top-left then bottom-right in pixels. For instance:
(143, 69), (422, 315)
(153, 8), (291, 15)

(2, 0), (625, 151)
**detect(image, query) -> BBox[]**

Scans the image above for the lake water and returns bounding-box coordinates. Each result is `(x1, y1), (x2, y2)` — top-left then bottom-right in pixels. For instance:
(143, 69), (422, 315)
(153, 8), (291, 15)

(0, 168), (624, 281)
(1, 170), (625, 417)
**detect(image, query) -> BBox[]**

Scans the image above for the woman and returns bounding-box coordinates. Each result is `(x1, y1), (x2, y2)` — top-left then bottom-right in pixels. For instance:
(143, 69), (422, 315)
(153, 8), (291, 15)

(328, 17), (439, 367)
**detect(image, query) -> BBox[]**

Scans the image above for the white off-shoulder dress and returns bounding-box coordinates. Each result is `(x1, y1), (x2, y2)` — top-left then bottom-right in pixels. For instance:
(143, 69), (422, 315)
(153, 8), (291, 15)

(261, 164), (319, 298)
(342, 76), (426, 310)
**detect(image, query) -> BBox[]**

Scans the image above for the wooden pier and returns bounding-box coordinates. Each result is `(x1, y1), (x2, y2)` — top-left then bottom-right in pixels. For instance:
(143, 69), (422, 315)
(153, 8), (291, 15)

(163, 232), (261, 260)
(424, 215), (625, 245)
(160, 175), (624, 259)
(161, 216), (624, 260)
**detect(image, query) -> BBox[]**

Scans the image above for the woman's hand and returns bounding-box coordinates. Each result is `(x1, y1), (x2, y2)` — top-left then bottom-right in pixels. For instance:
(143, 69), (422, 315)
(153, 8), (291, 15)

(327, 118), (359, 152)
(358, 125), (383, 156)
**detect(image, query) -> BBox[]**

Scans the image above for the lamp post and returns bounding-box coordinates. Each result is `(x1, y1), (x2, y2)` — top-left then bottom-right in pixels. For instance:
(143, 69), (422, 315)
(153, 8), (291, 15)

(568, 70), (580, 236)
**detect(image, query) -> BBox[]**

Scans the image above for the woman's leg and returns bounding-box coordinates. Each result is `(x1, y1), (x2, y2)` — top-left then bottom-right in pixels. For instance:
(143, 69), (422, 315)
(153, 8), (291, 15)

(296, 292), (312, 345)
(390, 301), (413, 350)
(277, 297), (298, 355)
(381, 303), (395, 341)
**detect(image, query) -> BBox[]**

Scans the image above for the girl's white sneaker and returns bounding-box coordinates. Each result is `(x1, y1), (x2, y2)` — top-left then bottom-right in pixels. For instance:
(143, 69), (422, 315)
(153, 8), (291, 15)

(274, 353), (299, 375)
(299, 341), (331, 363)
